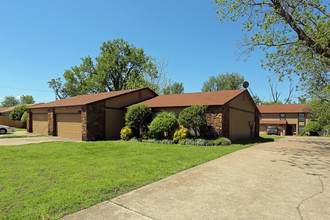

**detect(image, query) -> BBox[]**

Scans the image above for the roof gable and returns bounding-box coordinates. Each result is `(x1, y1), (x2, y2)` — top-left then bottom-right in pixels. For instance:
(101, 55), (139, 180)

(28, 88), (157, 109)
(135, 89), (246, 108)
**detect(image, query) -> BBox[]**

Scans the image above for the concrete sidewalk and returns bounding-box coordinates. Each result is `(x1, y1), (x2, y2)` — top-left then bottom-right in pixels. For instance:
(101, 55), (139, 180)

(62, 136), (330, 220)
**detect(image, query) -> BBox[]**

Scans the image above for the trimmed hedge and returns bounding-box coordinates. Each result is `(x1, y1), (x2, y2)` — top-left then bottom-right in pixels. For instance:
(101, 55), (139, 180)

(125, 104), (152, 136)
(178, 105), (207, 137)
(148, 112), (178, 139)
(304, 121), (322, 136)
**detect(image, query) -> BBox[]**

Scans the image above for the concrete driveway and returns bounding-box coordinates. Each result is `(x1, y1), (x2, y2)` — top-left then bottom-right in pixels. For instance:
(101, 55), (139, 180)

(0, 136), (79, 146)
(63, 136), (330, 220)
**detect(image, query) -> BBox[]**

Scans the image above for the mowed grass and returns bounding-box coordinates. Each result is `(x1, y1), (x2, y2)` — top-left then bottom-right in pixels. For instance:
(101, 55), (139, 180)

(0, 139), (265, 219)
(14, 128), (27, 132)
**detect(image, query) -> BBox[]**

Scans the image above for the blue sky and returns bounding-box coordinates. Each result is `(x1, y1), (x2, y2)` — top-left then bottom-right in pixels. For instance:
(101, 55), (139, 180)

(0, 0), (298, 104)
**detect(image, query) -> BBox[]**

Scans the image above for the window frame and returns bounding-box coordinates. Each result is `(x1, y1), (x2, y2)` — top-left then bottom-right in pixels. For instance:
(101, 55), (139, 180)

(298, 113), (305, 122)
(280, 113), (286, 120)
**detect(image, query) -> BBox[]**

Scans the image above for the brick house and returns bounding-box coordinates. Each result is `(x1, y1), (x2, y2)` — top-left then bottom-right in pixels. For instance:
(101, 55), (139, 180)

(27, 88), (157, 140)
(136, 89), (260, 140)
(27, 88), (259, 141)
(258, 104), (310, 135)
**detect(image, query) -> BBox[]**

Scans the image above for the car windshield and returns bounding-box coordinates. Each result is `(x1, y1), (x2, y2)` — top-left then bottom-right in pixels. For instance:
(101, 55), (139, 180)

(268, 126), (277, 129)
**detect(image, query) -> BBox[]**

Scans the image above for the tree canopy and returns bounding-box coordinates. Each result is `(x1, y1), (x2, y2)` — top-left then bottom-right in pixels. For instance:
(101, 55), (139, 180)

(20, 95), (35, 104)
(1, 96), (19, 107)
(213, 0), (330, 94)
(162, 82), (184, 95)
(202, 72), (244, 92)
(306, 86), (329, 127)
(49, 39), (176, 99)
(9, 104), (27, 121)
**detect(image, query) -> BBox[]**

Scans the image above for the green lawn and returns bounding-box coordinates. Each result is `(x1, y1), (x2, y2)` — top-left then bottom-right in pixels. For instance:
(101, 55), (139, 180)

(14, 128), (27, 132)
(260, 135), (284, 141)
(0, 138), (275, 219)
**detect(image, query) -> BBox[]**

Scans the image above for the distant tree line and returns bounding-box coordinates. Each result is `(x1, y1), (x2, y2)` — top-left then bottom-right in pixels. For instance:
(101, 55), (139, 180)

(0, 95), (35, 108)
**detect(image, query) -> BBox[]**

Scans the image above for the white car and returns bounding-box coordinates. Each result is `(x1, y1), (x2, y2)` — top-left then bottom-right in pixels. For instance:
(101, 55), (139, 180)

(0, 125), (14, 134)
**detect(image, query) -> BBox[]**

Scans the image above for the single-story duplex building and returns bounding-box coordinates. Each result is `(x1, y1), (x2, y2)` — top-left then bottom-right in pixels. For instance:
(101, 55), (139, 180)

(27, 88), (157, 140)
(258, 104), (310, 135)
(137, 89), (260, 140)
(27, 88), (260, 141)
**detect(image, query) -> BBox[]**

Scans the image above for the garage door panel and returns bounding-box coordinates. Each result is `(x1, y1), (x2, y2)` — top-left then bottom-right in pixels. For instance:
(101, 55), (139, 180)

(32, 114), (48, 135)
(57, 114), (82, 140)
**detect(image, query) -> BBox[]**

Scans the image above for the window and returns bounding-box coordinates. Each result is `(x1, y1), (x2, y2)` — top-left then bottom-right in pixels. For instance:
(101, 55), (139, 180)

(298, 113), (305, 121)
(280, 113), (286, 120)
(298, 126), (305, 134)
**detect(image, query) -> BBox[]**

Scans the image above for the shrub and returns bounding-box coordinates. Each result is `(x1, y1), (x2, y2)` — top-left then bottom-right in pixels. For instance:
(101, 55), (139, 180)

(324, 125), (330, 130)
(148, 112), (178, 139)
(9, 105), (27, 120)
(125, 104), (152, 136)
(21, 111), (27, 128)
(173, 128), (189, 142)
(129, 137), (141, 142)
(140, 139), (175, 144)
(141, 139), (158, 143)
(178, 138), (210, 146)
(178, 139), (196, 146)
(304, 121), (322, 136)
(120, 126), (133, 141)
(211, 137), (231, 146)
(194, 139), (211, 146)
(178, 137), (232, 146)
(159, 139), (175, 144)
(178, 105), (207, 137)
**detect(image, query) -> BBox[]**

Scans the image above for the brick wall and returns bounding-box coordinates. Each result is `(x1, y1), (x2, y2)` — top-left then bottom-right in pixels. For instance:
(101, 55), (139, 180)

(206, 106), (223, 137)
(82, 101), (106, 141)
(48, 108), (56, 136)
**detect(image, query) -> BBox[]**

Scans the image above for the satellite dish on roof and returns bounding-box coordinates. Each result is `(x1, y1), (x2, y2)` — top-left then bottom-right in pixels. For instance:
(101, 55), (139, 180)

(243, 81), (249, 89)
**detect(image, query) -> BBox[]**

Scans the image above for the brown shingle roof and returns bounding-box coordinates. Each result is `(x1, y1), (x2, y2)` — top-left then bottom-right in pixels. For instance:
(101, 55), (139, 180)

(28, 88), (156, 109)
(257, 104), (309, 113)
(136, 89), (246, 108)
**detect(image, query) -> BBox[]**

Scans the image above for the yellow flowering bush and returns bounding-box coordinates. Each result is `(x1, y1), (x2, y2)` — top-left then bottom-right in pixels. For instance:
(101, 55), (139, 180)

(120, 126), (133, 141)
(173, 128), (188, 142)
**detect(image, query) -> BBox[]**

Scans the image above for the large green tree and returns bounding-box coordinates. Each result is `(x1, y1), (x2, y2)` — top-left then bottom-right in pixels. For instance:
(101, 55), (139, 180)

(213, 0), (330, 94)
(162, 82), (184, 95)
(306, 86), (329, 127)
(49, 39), (167, 99)
(202, 72), (244, 92)
(1, 96), (19, 107)
(20, 95), (35, 104)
